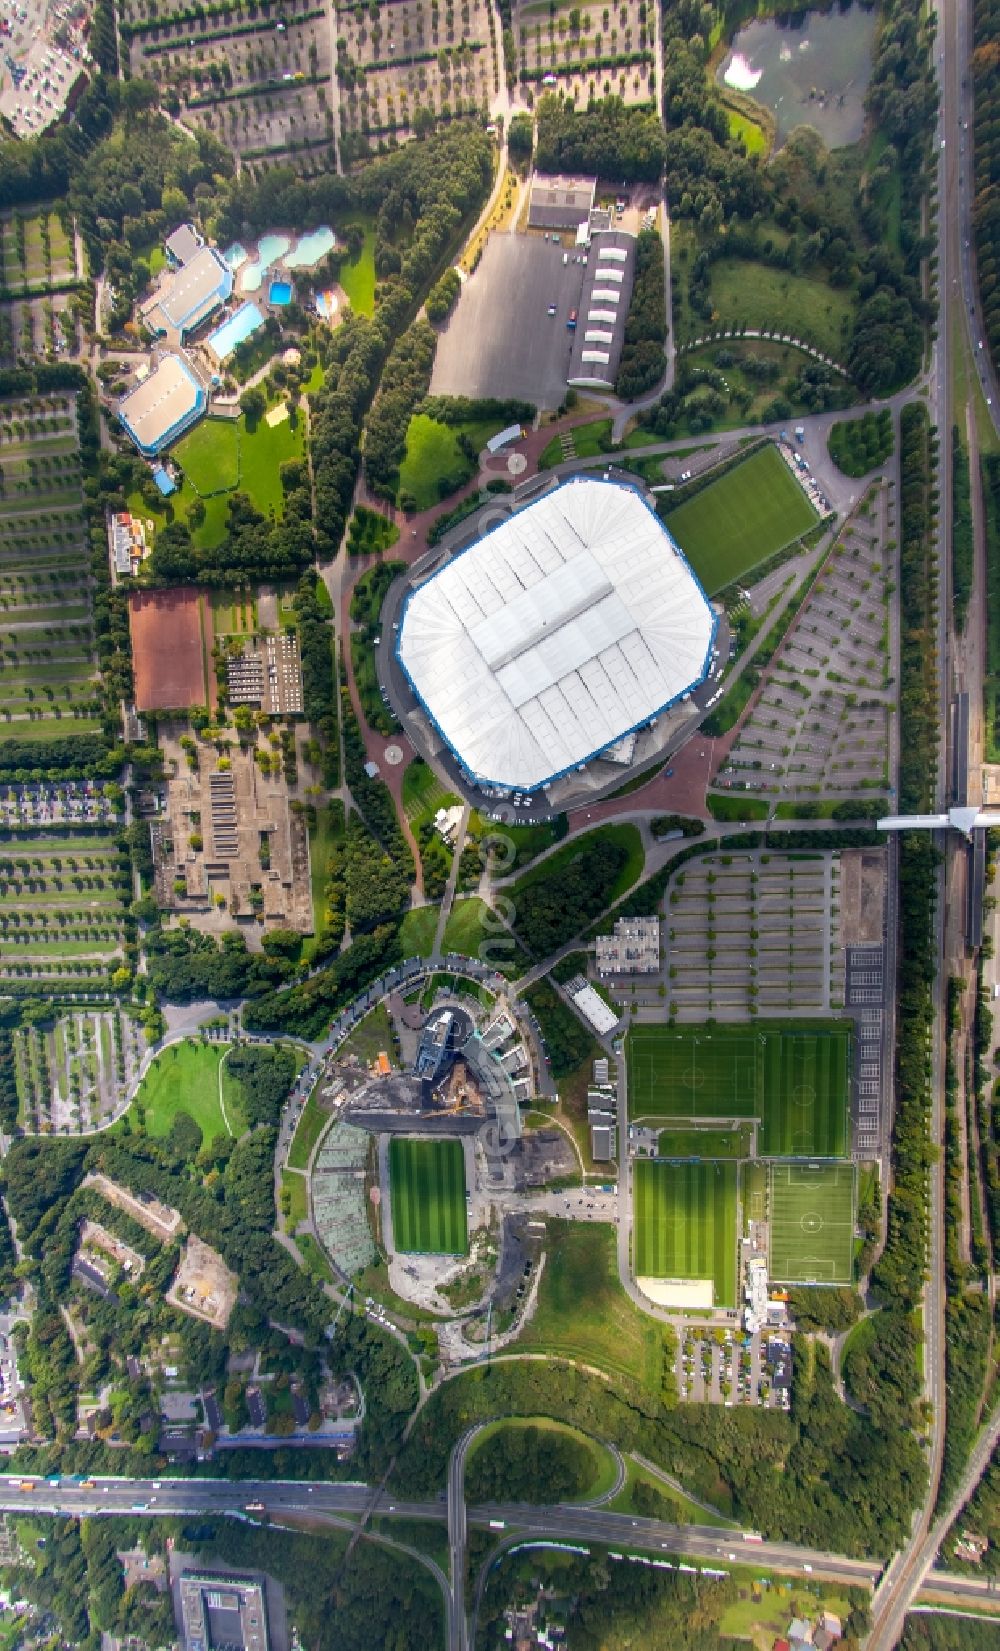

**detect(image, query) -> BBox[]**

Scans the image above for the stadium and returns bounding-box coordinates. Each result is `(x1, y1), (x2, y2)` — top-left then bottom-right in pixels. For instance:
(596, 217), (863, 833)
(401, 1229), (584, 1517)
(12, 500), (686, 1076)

(395, 477), (716, 795)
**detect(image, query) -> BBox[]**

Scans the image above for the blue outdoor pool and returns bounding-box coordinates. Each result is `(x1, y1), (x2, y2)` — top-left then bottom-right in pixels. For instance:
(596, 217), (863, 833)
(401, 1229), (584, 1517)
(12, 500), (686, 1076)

(285, 227), (335, 268)
(224, 242), (248, 271)
(269, 280), (293, 306)
(206, 301), (265, 361)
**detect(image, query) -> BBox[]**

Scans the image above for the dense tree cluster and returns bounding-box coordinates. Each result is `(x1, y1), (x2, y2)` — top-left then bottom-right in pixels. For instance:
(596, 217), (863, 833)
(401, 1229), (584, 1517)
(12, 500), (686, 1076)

(952, 424), (974, 632)
(524, 981), (600, 1079)
(224, 1043), (299, 1128)
(290, 572), (338, 783)
(535, 93), (666, 181)
(827, 409), (894, 479)
(345, 810), (412, 931)
(513, 836), (629, 956)
(242, 926), (398, 1039)
(363, 320), (437, 497)
(425, 266), (462, 323)
(467, 1423), (597, 1502)
(615, 228), (666, 399)
(146, 482), (313, 587)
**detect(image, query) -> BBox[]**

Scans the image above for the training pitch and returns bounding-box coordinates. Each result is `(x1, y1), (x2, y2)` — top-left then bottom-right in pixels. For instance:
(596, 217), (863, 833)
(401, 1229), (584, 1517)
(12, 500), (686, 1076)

(389, 1137), (468, 1256)
(627, 1023), (850, 1158)
(664, 443), (819, 596)
(633, 1159), (737, 1307)
(768, 1162), (855, 1283)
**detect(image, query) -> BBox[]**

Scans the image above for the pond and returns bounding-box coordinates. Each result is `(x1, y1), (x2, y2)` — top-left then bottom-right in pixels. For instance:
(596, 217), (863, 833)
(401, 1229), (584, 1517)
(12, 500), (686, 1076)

(717, 4), (877, 152)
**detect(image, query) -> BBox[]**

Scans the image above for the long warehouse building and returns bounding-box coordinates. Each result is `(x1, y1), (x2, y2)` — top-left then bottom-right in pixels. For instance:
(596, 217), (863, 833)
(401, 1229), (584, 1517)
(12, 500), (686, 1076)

(567, 228), (637, 391)
(396, 476), (715, 793)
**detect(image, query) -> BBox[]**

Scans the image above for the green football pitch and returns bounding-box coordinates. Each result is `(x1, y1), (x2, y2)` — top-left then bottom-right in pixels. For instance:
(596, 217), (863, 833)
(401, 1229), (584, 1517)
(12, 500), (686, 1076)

(389, 1137), (468, 1256)
(656, 1125), (752, 1160)
(768, 1162), (855, 1283)
(627, 1023), (850, 1158)
(664, 443), (819, 596)
(633, 1159), (737, 1307)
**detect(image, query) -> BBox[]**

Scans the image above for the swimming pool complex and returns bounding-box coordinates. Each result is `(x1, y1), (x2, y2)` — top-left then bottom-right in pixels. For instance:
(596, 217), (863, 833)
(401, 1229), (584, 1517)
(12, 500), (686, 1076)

(206, 300), (265, 360)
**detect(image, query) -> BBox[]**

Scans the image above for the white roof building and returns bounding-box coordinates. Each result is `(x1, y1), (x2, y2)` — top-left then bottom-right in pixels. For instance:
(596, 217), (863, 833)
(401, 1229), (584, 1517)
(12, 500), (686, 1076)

(396, 478), (715, 792)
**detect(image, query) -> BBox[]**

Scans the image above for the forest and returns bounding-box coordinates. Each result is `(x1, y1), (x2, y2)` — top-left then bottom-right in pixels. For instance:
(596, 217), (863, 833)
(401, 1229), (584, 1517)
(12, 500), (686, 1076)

(535, 93), (666, 180)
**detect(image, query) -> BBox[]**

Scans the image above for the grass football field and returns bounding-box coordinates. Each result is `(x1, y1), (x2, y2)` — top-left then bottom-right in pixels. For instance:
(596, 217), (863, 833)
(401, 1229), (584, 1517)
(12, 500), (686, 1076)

(389, 1137), (468, 1255)
(665, 444), (819, 595)
(627, 1023), (850, 1158)
(768, 1162), (855, 1283)
(633, 1159), (737, 1307)
(657, 1125), (752, 1159)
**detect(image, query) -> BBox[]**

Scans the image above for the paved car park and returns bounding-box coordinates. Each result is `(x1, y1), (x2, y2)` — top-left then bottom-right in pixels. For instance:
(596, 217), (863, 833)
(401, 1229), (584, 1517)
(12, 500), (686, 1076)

(430, 235), (588, 410)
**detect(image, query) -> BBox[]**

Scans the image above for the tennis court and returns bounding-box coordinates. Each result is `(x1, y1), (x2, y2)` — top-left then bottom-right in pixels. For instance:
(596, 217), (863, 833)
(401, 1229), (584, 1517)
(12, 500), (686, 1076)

(768, 1162), (855, 1283)
(389, 1137), (468, 1256)
(633, 1159), (737, 1307)
(627, 1024), (850, 1158)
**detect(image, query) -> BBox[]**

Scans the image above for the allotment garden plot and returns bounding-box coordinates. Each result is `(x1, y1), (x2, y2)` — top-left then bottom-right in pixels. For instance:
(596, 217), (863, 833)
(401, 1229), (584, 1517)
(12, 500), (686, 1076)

(0, 395), (101, 741)
(389, 1136), (468, 1255)
(663, 851), (845, 1020)
(633, 1158), (737, 1308)
(768, 1162), (855, 1284)
(0, 211), (82, 365)
(627, 1023), (850, 1158)
(714, 482), (892, 807)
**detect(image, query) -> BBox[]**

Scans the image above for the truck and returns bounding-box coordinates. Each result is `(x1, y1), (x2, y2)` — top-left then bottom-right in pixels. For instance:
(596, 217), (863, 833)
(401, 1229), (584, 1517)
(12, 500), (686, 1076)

(567, 309), (578, 330)
(743, 1532), (763, 1544)
(488, 1519), (506, 1530)
(18, 1482), (35, 1492)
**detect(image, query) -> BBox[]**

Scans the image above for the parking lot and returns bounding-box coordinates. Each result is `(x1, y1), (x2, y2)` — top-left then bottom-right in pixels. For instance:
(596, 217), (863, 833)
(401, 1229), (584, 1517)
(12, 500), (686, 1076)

(676, 1326), (791, 1410)
(715, 482), (892, 807)
(430, 234), (588, 410)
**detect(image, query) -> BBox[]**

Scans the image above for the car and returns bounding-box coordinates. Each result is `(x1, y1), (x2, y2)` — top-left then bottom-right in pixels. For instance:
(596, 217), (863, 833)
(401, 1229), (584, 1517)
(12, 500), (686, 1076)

(548, 304), (557, 316)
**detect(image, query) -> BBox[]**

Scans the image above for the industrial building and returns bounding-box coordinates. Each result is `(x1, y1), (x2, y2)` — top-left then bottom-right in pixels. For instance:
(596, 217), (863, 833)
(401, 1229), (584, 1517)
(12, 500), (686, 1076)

(567, 229), (637, 391)
(395, 476), (715, 793)
(527, 173), (596, 232)
(117, 353), (207, 456)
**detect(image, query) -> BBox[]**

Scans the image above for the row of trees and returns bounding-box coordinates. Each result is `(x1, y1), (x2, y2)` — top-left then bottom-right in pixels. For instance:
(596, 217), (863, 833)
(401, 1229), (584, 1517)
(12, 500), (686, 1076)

(615, 226), (666, 399)
(363, 319), (437, 496)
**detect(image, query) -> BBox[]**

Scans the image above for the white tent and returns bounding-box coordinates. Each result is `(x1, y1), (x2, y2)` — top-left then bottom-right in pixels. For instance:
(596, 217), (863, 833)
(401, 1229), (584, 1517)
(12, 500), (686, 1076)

(397, 478), (715, 791)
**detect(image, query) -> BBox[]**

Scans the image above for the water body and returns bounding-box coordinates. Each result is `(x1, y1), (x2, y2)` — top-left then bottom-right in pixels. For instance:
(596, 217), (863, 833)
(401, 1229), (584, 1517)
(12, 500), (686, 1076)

(718, 5), (877, 152)
(284, 226), (336, 269)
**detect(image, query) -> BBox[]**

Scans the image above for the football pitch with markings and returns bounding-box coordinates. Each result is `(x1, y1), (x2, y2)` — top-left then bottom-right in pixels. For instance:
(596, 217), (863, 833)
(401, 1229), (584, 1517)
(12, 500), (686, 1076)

(627, 1023), (850, 1158)
(768, 1162), (855, 1283)
(389, 1137), (468, 1255)
(633, 1159), (737, 1306)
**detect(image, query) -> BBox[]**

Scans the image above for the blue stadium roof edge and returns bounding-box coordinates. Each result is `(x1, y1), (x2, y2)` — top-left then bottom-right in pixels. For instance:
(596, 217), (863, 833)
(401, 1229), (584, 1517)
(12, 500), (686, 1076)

(394, 474), (717, 794)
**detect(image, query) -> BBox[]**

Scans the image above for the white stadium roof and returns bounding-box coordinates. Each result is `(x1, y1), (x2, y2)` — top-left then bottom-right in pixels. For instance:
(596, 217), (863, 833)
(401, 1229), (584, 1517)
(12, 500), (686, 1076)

(397, 478), (715, 792)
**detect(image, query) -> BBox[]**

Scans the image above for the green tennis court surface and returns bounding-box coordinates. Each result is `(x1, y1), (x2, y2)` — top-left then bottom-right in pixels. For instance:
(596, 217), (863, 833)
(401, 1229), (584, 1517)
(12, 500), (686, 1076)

(768, 1162), (855, 1283)
(389, 1137), (468, 1255)
(633, 1159), (737, 1306)
(627, 1023), (850, 1158)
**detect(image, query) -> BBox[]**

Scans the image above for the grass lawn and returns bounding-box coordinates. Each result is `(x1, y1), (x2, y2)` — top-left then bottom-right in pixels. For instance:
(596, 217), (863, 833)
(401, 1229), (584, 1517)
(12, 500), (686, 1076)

(340, 1002), (394, 1066)
(339, 223), (377, 315)
(441, 896), (528, 975)
(633, 1159), (738, 1307)
(726, 108), (767, 155)
(295, 1230), (334, 1284)
(703, 258), (855, 360)
(131, 1040), (234, 1143)
(768, 1161), (855, 1284)
(173, 418), (240, 495)
(307, 801), (345, 953)
(240, 405), (305, 517)
(516, 1219), (664, 1393)
(399, 904), (440, 958)
(287, 1090), (330, 1170)
(397, 413), (504, 510)
(389, 1136), (468, 1255)
(665, 444), (819, 595)
(608, 1457), (735, 1527)
(656, 1125), (752, 1159)
(627, 1022), (850, 1158)
(402, 757), (452, 823)
(282, 1167), (310, 1231)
